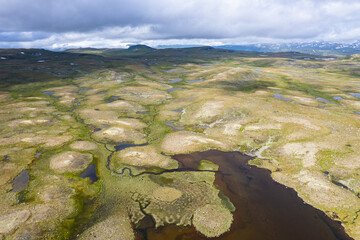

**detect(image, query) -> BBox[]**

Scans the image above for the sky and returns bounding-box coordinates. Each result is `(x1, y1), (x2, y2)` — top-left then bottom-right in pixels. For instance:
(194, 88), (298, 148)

(0, 0), (360, 49)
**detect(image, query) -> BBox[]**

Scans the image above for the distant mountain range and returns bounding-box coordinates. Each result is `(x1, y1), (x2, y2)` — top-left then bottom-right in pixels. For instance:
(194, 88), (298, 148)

(157, 41), (360, 56)
(63, 41), (360, 57)
(214, 41), (360, 56)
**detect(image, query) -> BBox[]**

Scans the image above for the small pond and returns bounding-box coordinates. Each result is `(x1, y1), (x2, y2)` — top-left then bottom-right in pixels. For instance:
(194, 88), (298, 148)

(11, 170), (30, 192)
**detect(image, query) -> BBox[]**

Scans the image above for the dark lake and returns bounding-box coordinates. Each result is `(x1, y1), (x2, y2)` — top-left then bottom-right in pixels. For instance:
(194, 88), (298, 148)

(141, 150), (352, 240)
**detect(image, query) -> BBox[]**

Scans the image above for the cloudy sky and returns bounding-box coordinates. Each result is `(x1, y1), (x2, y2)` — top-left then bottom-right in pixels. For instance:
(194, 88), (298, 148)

(0, 0), (360, 49)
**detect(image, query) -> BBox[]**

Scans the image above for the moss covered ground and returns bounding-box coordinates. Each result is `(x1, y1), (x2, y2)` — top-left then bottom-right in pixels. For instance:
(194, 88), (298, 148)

(1, 47), (360, 239)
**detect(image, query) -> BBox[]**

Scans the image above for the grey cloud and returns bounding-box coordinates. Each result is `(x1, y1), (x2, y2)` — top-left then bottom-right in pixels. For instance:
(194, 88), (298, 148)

(0, 0), (360, 48)
(0, 31), (50, 42)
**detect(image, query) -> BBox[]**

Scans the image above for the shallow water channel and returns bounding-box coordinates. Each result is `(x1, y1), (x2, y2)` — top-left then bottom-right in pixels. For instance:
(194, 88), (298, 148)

(140, 150), (352, 240)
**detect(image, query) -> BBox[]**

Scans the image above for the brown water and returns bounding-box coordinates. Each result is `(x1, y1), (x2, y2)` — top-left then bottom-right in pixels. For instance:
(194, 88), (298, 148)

(143, 150), (352, 240)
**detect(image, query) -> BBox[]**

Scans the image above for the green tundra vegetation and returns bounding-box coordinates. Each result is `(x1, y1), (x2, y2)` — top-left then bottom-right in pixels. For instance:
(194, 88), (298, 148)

(1, 46), (360, 239)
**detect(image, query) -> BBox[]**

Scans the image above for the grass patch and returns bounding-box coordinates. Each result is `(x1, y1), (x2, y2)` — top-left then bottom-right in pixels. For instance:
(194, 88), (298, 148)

(249, 59), (276, 67)
(218, 79), (276, 93)
(318, 150), (340, 171)
(281, 76), (338, 103)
